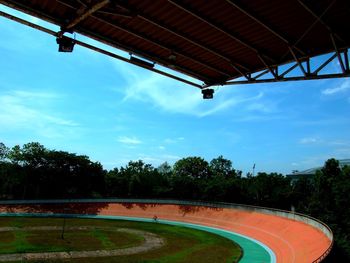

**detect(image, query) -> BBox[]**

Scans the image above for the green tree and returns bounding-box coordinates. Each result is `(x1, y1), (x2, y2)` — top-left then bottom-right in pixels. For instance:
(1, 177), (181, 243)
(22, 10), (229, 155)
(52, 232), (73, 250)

(209, 155), (234, 178)
(118, 160), (169, 198)
(173, 157), (209, 179)
(0, 142), (9, 161)
(246, 172), (291, 209)
(291, 176), (314, 212)
(157, 162), (172, 175)
(21, 142), (48, 168)
(8, 145), (22, 165)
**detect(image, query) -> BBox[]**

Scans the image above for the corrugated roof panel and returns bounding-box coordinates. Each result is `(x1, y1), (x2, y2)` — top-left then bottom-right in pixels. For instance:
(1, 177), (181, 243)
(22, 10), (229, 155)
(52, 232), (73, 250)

(2, 0), (349, 85)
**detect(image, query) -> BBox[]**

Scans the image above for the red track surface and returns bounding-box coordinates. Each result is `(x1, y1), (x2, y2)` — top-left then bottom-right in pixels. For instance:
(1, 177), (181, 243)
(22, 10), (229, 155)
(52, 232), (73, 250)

(0, 202), (331, 263)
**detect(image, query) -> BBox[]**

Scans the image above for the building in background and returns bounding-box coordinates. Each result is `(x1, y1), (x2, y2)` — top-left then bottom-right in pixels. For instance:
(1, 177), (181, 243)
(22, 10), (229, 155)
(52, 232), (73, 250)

(287, 159), (350, 183)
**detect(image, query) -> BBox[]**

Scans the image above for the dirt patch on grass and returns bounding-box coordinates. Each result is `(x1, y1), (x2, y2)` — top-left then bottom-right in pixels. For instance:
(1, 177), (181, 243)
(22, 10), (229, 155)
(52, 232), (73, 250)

(0, 226), (164, 262)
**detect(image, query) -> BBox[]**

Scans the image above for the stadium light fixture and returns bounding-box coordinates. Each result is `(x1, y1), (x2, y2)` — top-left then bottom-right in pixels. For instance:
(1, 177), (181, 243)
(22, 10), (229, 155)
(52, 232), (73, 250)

(202, 88), (214, 99)
(56, 35), (75, 52)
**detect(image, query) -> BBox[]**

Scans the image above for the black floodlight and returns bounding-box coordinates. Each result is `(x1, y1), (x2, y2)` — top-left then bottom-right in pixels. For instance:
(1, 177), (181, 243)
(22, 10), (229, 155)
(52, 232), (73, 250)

(130, 56), (155, 68)
(56, 36), (75, 52)
(202, 88), (214, 99)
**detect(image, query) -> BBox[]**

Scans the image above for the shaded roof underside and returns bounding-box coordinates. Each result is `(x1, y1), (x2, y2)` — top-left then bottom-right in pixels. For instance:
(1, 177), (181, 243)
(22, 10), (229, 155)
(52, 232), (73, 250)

(1, 0), (350, 86)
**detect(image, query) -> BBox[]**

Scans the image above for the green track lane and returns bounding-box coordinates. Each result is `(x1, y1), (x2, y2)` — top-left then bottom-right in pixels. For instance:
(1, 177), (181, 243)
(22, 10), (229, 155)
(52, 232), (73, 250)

(0, 213), (274, 263)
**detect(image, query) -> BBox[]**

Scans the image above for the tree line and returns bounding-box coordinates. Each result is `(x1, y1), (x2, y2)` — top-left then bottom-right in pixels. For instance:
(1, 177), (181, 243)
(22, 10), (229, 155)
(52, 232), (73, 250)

(0, 142), (349, 261)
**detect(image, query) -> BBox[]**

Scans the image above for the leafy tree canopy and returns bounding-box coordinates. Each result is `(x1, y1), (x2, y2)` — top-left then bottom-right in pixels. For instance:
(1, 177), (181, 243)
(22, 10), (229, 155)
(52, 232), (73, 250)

(173, 156), (209, 179)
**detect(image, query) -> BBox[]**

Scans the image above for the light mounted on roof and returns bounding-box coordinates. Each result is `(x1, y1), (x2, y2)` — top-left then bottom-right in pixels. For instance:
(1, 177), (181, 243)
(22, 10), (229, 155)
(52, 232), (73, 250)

(56, 32), (76, 52)
(202, 88), (214, 99)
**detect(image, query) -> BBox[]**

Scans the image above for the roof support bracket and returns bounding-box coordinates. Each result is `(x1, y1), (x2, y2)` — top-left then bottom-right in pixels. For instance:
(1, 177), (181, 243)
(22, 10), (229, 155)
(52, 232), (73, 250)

(257, 54), (278, 79)
(0, 10), (203, 88)
(252, 69), (270, 80)
(280, 63), (299, 78)
(297, 0), (343, 42)
(225, 48), (350, 86)
(280, 0), (336, 61)
(313, 53), (337, 75)
(330, 33), (346, 73)
(167, 0), (277, 63)
(115, 2), (252, 71)
(230, 63), (251, 80)
(344, 49), (350, 73)
(225, 0), (306, 56)
(64, 0), (110, 31)
(289, 46), (308, 76)
(90, 14), (232, 78)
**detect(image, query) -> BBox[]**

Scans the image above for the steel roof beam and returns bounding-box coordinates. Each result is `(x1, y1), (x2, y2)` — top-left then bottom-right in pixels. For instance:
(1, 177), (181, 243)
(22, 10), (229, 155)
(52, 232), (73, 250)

(229, 63), (251, 80)
(225, 0), (306, 56)
(0, 1), (210, 83)
(280, 0), (336, 61)
(65, 0), (110, 30)
(225, 72), (350, 85)
(313, 53), (337, 75)
(344, 49), (349, 72)
(330, 33), (346, 73)
(257, 54), (278, 79)
(225, 49), (350, 85)
(0, 0), (58, 25)
(58, 0), (233, 79)
(280, 63), (299, 78)
(297, 0), (344, 43)
(252, 69), (270, 80)
(115, 1), (251, 72)
(91, 15), (233, 78)
(288, 47), (307, 76)
(73, 0), (133, 18)
(0, 10), (203, 88)
(168, 0), (278, 63)
(76, 28), (212, 84)
(51, 1), (213, 82)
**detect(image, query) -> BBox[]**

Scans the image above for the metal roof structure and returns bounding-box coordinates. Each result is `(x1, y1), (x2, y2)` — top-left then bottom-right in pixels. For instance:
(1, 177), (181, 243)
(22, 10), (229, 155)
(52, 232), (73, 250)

(1, 0), (350, 90)
(287, 159), (350, 181)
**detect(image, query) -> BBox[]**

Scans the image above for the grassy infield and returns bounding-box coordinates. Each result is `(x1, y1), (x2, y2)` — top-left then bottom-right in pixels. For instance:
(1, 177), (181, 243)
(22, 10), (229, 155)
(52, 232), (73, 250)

(0, 217), (242, 263)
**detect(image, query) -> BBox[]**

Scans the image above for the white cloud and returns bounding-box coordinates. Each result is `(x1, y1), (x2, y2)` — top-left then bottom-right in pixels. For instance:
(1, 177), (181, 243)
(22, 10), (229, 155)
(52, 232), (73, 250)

(11, 90), (59, 99)
(0, 90), (79, 138)
(328, 140), (350, 147)
(137, 156), (160, 163)
(161, 154), (181, 160)
(299, 137), (320, 144)
(245, 101), (274, 113)
(112, 60), (265, 117)
(164, 137), (185, 144)
(322, 80), (350, 95)
(334, 147), (350, 155)
(298, 137), (350, 148)
(158, 146), (165, 150)
(164, 138), (176, 144)
(135, 153), (181, 166)
(117, 136), (142, 145)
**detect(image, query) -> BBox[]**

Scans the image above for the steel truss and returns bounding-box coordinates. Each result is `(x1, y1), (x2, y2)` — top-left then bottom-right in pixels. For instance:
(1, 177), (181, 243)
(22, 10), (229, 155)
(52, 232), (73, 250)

(0, 0), (349, 90)
(221, 49), (350, 86)
(0, 9), (203, 88)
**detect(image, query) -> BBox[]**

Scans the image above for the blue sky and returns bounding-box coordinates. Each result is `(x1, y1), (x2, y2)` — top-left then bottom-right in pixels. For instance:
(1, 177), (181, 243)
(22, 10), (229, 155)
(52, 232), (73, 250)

(1, 5), (349, 174)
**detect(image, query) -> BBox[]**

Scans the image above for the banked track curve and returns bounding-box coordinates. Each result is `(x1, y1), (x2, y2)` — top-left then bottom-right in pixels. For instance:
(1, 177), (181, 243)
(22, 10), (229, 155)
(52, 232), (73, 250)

(0, 199), (333, 263)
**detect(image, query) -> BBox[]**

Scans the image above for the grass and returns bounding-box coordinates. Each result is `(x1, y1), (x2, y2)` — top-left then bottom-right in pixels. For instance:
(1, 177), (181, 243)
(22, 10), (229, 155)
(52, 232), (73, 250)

(0, 217), (242, 263)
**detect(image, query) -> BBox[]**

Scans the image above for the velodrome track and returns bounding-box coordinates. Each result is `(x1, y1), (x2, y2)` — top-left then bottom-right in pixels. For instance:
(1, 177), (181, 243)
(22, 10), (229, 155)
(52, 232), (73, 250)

(0, 199), (333, 263)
